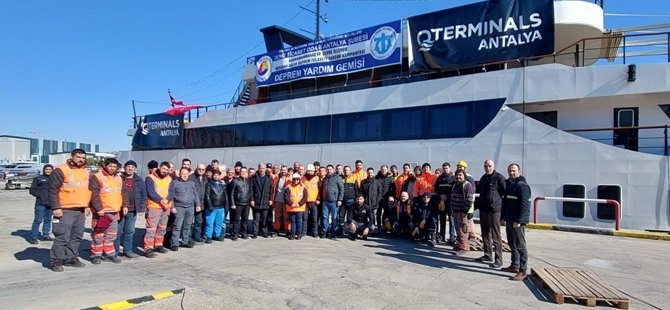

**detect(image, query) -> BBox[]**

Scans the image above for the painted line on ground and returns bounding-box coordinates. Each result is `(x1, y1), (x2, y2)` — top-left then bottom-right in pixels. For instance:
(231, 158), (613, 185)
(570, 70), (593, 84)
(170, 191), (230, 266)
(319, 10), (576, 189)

(81, 288), (184, 310)
(527, 223), (670, 241)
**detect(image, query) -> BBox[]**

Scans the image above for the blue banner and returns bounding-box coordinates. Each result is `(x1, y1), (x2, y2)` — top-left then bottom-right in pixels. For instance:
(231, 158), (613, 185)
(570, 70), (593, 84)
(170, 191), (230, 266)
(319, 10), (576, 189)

(131, 113), (183, 150)
(249, 20), (402, 86)
(408, 0), (555, 72)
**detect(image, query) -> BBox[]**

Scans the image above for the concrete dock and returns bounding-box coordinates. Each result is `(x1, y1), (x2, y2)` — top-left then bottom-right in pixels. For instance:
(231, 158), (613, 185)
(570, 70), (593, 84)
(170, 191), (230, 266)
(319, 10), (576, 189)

(0, 189), (667, 310)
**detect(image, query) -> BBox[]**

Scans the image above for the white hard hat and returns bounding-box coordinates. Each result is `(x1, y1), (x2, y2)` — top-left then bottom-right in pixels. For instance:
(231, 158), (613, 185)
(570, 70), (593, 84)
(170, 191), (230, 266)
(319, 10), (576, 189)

(292, 173), (301, 179)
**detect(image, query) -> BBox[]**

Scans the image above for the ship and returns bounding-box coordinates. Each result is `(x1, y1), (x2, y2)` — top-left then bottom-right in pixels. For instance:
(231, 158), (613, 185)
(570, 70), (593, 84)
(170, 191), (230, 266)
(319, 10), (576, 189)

(120, 0), (670, 231)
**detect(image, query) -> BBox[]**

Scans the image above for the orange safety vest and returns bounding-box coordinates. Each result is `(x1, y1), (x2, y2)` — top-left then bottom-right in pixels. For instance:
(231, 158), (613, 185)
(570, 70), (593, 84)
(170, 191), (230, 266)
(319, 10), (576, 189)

(286, 183), (306, 212)
(301, 175), (319, 202)
(353, 169), (365, 186)
(413, 172), (436, 196)
(147, 174), (173, 209)
(94, 171), (123, 213)
(394, 173), (409, 198)
(58, 164), (92, 209)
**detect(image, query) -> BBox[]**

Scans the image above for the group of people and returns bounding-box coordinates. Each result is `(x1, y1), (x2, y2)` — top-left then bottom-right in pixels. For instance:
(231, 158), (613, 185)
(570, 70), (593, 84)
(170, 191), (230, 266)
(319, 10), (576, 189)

(29, 149), (531, 281)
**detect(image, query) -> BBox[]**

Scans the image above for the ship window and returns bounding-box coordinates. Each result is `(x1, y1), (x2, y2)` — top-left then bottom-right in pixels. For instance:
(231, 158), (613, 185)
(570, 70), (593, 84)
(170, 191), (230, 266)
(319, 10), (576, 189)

(659, 104), (670, 119)
(526, 111), (558, 128)
(332, 111), (383, 143)
(617, 109), (635, 127)
(317, 75), (346, 95)
(473, 99), (504, 132)
(290, 79), (316, 99)
(235, 122), (265, 146)
(597, 185), (621, 221)
(305, 115), (330, 144)
(268, 83), (291, 102)
(266, 119), (305, 145)
(428, 102), (471, 138)
(343, 70), (372, 92)
(562, 184), (585, 219)
(384, 107), (424, 140)
(184, 125), (235, 148)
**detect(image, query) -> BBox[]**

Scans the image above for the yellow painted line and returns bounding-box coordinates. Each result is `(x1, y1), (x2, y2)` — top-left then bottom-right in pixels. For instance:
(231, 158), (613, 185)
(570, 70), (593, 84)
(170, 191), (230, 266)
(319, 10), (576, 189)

(612, 230), (670, 241)
(526, 223), (554, 231)
(82, 288), (184, 310)
(98, 301), (136, 310)
(151, 291), (175, 300)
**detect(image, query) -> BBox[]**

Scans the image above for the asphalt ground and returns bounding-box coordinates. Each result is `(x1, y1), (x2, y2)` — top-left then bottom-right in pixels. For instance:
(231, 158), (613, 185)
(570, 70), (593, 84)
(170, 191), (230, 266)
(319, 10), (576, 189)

(0, 188), (668, 310)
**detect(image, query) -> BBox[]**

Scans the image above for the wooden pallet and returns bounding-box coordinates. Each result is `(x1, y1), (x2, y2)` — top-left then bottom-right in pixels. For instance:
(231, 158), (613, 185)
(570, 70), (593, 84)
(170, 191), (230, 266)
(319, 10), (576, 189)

(530, 267), (630, 309)
(468, 236), (511, 252)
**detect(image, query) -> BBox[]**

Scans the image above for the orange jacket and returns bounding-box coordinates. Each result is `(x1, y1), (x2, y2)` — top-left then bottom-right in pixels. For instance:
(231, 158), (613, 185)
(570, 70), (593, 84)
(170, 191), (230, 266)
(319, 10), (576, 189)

(413, 172), (436, 196)
(301, 175), (319, 202)
(285, 183), (307, 212)
(91, 170), (123, 213)
(57, 164), (92, 209)
(394, 173), (410, 198)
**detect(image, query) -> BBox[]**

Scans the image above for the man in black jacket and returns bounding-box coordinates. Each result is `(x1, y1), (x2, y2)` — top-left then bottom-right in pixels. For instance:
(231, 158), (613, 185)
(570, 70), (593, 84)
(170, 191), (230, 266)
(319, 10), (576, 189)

(476, 160), (507, 269)
(28, 164), (54, 244)
(501, 163), (531, 281)
(251, 163), (273, 238)
(115, 160), (147, 258)
(374, 165), (394, 231)
(434, 162), (454, 244)
(346, 195), (374, 240)
(229, 167), (252, 240)
(189, 163), (208, 242)
(204, 170), (228, 243)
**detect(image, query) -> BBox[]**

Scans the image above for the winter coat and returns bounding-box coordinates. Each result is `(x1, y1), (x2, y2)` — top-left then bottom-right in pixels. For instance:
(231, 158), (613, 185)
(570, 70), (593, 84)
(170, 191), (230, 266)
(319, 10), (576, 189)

(204, 180), (228, 209)
(229, 177), (252, 207)
(122, 173), (147, 213)
(476, 171), (506, 212)
(501, 176), (531, 224)
(251, 173), (273, 209)
(29, 174), (50, 207)
(319, 174), (344, 202)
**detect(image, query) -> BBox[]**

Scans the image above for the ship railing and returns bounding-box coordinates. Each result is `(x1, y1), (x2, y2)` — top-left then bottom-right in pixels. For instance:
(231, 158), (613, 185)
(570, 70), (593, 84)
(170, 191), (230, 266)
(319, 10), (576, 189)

(563, 125), (669, 156)
(534, 196), (621, 230)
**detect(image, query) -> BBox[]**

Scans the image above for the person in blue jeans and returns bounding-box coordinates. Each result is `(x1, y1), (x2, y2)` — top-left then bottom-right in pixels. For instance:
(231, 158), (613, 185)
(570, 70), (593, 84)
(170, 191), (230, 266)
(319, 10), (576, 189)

(115, 160), (147, 258)
(204, 170), (228, 243)
(317, 165), (344, 239)
(28, 164), (54, 244)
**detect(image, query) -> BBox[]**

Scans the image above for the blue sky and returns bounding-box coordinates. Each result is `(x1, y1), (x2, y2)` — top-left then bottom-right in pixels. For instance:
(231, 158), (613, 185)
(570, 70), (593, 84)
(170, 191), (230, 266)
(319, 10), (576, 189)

(1, 0), (668, 151)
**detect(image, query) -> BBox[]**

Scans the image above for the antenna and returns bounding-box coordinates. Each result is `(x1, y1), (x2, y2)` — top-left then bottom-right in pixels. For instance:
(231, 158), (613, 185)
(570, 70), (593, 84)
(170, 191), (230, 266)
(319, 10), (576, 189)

(299, 0), (329, 40)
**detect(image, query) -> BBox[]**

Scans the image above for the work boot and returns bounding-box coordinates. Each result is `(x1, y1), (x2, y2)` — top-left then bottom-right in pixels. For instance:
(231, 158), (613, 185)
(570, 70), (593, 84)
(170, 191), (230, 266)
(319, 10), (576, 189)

(64, 257), (85, 268)
(475, 255), (494, 263)
(41, 236), (55, 241)
(107, 255), (122, 264)
(205, 239), (213, 244)
(51, 261), (64, 272)
(490, 260), (503, 270)
(122, 252), (139, 259)
(156, 247), (168, 254)
(428, 232), (436, 247)
(251, 234), (257, 239)
(145, 249), (156, 258)
(348, 233), (356, 241)
(296, 234), (302, 240)
(242, 234), (248, 240)
(28, 238), (39, 245)
(91, 256), (103, 265)
(501, 265), (520, 273)
(512, 271), (528, 281)
(170, 245), (179, 252)
(288, 234), (294, 240)
(213, 236), (224, 242)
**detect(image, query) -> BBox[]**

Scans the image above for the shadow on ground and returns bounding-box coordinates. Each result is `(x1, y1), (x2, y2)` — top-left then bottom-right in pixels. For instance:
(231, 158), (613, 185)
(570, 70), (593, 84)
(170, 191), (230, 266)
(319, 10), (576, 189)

(364, 236), (511, 278)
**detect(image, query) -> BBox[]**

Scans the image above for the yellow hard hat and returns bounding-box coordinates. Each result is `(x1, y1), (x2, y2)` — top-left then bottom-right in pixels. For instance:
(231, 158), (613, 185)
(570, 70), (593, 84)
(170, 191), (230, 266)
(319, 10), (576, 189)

(456, 160), (468, 169)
